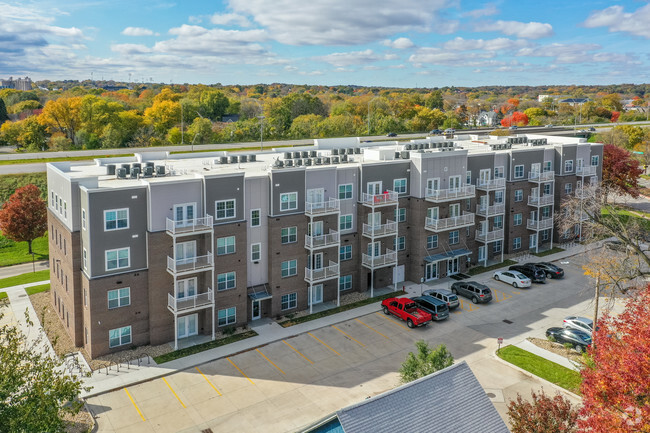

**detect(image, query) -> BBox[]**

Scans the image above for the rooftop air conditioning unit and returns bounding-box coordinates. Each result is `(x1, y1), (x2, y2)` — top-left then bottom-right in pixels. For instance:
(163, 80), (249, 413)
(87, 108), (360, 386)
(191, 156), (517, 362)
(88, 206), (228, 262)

(155, 165), (166, 176)
(116, 168), (127, 179)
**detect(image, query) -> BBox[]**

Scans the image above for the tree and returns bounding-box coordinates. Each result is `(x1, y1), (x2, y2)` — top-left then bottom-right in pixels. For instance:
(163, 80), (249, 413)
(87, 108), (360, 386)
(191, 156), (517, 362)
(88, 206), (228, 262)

(0, 98), (8, 124)
(601, 144), (643, 200)
(0, 184), (47, 254)
(501, 111), (529, 127)
(144, 99), (181, 136)
(399, 340), (454, 383)
(507, 390), (578, 433)
(199, 90), (229, 121)
(38, 97), (82, 144)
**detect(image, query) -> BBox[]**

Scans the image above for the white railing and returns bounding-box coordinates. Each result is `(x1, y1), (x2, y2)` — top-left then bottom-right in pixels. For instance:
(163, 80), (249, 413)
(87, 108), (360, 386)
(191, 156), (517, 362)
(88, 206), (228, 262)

(476, 178), (506, 190)
(360, 191), (399, 207)
(362, 220), (398, 238)
(425, 213), (475, 232)
(527, 195), (555, 206)
(362, 249), (397, 268)
(167, 253), (214, 274)
(305, 230), (340, 249)
(475, 229), (504, 242)
(305, 198), (340, 216)
(168, 288), (213, 313)
(528, 171), (555, 182)
(476, 204), (505, 217)
(576, 166), (597, 176)
(527, 218), (554, 230)
(425, 185), (475, 202)
(166, 216), (213, 235)
(305, 261), (339, 282)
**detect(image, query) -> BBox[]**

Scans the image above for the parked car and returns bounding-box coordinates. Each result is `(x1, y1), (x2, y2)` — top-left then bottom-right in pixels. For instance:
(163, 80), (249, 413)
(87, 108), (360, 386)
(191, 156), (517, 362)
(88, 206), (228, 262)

(381, 297), (432, 328)
(526, 262), (564, 279)
(443, 128), (456, 134)
(509, 264), (546, 283)
(545, 124), (554, 128)
(412, 296), (450, 321)
(563, 316), (594, 335)
(428, 129), (442, 135)
(386, 132), (397, 137)
(509, 125), (518, 130)
(423, 288), (460, 310)
(588, 127), (596, 132)
(493, 270), (531, 288)
(450, 281), (493, 304)
(546, 327), (592, 353)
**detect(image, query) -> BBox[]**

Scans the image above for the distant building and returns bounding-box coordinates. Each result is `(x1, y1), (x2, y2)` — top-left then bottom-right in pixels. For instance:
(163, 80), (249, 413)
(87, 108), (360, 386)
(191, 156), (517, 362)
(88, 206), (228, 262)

(538, 94), (569, 103)
(221, 114), (240, 123)
(478, 111), (499, 127)
(559, 98), (590, 106)
(0, 76), (33, 91)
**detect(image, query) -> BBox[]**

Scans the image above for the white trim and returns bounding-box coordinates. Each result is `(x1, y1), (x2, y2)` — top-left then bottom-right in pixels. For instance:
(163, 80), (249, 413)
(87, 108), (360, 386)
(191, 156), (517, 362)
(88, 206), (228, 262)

(216, 235), (236, 255)
(105, 247), (130, 271)
(217, 307), (237, 326)
(104, 208), (130, 231)
(216, 271), (236, 291)
(108, 325), (132, 348)
(338, 183), (353, 200)
(108, 287), (131, 309)
(250, 208), (261, 227)
(280, 192), (298, 211)
(251, 243), (261, 261)
(215, 199), (236, 220)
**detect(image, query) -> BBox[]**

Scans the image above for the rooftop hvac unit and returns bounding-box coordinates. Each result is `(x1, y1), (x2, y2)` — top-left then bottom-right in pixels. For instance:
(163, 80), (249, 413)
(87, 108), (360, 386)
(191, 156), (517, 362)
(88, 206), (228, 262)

(401, 151), (410, 159)
(304, 158), (312, 166)
(354, 147), (361, 154)
(106, 164), (116, 175)
(331, 156), (339, 164)
(292, 151), (300, 158)
(145, 161), (155, 168)
(424, 143), (430, 149)
(239, 155), (248, 163)
(285, 159), (293, 167)
(331, 148), (339, 155)
(132, 162), (141, 170)
(301, 151), (309, 158)
(274, 159), (284, 168)
(131, 165), (141, 177)
(295, 158), (303, 166)
(217, 156), (228, 164)
(314, 157), (322, 165)
(249, 154), (256, 162)
(143, 166), (154, 177)
(116, 168), (127, 179)
(310, 150), (317, 157)
(229, 156), (238, 163)
(340, 154), (348, 162)
(155, 165), (166, 176)
(347, 148), (355, 155)
(121, 163), (131, 175)
(284, 152), (292, 159)
(395, 151), (401, 159)
(542, 139), (548, 145)
(323, 156), (330, 164)
(405, 144), (412, 150)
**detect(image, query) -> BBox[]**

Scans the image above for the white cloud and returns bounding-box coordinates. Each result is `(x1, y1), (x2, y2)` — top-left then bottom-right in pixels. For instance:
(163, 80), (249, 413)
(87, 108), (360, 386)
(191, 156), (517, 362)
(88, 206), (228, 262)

(210, 13), (251, 27)
(111, 43), (152, 55)
(383, 37), (415, 49)
(583, 4), (650, 38)
(442, 37), (532, 52)
(474, 20), (554, 39)
(409, 48), (494, 65)
(516, 43), (639, 65)
(462, 4), (498, 18)
(313, 49), (397, 67)
(122, 27), (157, 37)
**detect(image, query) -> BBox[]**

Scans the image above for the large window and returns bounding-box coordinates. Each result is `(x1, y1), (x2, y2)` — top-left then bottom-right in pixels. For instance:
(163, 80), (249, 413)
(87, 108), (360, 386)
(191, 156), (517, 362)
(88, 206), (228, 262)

(449, 230), (459, 245)
(427, 235), (438, 249)
(494, 190), (504, 204)
(514, 189), (523, 202)
(393, 178), (407, 194)
(565, 183), (573, 194)
(251, 243), (261, 261)
(340, 214), (353, 231)
(492, 240), (502, 253)
(544, 161), (552, 172)
(281, 293), (297, 310)
(83, 248), (88, 270)
(108, 288), (130, 309)
(105, 248), (129, 271)
(466, 171), (472, 185)
(591, 155), (599, 166)
(218, 307), (236, 326)
(217, 272), (236, 291)
(104, 209), (128, 231)
(281, 226), (297, 244)
(514, 213), (522, 226)
(215, 199), (236, 219)
(394, 208), (406, 222)
(514, 165), (524, 179)
(109, 326), (131, 348)
(564, 160), (574, 173)
(544, 183), (552, 195)
(339, 275), (352, 292)
(513, 237), (521, 250)
(494, 167), (504, 178)
(340, 245), (352, 261)
(217, 236), (236, 255)
(250, 209), (260, 227)
(393, 236), (406, 251)
(82, 209), (87, 230)
(280, 192), (298, 211)
(281, 260), (297, 278)
(338, 184), (353, 200)
(494, 215), (503, 229)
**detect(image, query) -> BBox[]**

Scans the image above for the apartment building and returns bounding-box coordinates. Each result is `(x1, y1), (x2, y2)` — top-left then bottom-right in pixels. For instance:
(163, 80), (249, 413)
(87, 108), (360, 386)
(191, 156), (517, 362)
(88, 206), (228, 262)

(47, 134), (602, 357)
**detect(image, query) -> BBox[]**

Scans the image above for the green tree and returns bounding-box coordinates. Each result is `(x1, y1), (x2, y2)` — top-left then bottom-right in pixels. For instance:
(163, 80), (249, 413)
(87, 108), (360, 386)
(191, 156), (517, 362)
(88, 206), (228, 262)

(399, 340), (454, 383)
(425, 90), (444, 110)
(289, 114), (324, 139)
(274, 93), (328, 131)
(0, 99), (9, 124)
(17, 117), (47, 151)
(144, 100), (181, 136)
(199, 90), (229, 121)
(7, 99), (41, 115)
(186, 117), (213, 145)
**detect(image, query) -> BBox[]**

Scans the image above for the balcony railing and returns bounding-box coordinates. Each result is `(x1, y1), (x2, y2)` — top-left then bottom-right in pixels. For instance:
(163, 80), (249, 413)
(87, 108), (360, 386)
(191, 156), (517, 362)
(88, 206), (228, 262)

(475, 229), (504, 243)
(360, 191), (399, 207)
(575, 188), (590, 200)
(305, 198), (340, 216)
(362, 249), (397, 269)
(425, 185), (475, 202)
(576, 166), (597, 176)
(362, 220), (398, 238)
(476, 203), (505, 217)
(305, 230), (340, 249)
(167, 253), (214, 274)
(527, 195), (555, 206)
(166, 216), (213, 235)
(527, 218), (554, 230)
(167, 288), (213, 313)
(425, 213), (475, 232)
(305, 261), (339, 283)
(476, 178), (506, 191)
(528, 171), (555, 182)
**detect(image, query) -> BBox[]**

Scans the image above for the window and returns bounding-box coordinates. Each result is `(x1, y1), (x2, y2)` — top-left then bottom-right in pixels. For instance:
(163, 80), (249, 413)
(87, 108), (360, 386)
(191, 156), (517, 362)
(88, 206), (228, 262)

(217, 236), (236, 255)
(104, 208), (129, 231)
(393, 178), (407, 194)
(215, 199), (236, 219)
(513, 237), (521, 250)
(340, 245), (352, 261)
(542, 207), (551, 218)
(281, 260), (297, 278)
(217, 272), (236, 291)
(251, 243), (261, 261)
(492, 240), (502, 253)
(84, 289), (87, 307)
(542, 230), (550, 241)
(281, 227), (297, 244)
(339, 275), (352, 292)
(338, 184), (353, 200)
(494, 166), (504, 178)
(218, 307), (236, 326)
(565, 183), (573, 194)
(105, 248), (129, 271)
(340, 214), (353, 230)
(466, 171), (472, 185)
(544, 161), (552, 172)
(544, 183), (552, 195)
(591, 155), (599, 166)
(449, 230), (459, 245)
(55, 194), (58, 211)
(514, 189), (523, 202)
(108, 288), (130, 309)
(393, 236), (406, 251)
(250, 209), (260, 227)
(564, 160), (574, 173)
(82, 209), (87, 230)
(281, 293), (297, 310)
(514, 213), (522, 226)
(64, 201), (67, 218)
(109, 326), (131, 348)
(494, 215), (503, 229)
(427, 235), (438, 249)
(82, 249), (87, 270)
(494, 190), (504, 204)
(280, 192), (298, 211)
(394, 208), (406, 222)
(514, 165), (524, 179)
(51, 191), (54, 207)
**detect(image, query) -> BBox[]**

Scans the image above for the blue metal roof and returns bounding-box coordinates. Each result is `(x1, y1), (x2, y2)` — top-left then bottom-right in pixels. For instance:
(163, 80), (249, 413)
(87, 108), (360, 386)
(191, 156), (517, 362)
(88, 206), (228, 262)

(424, 248), (471, 263)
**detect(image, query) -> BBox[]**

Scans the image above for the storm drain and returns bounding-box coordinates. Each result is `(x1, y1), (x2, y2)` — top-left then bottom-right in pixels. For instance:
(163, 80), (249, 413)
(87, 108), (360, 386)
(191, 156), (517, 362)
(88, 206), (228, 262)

(201, 429), (213, 433)
(502, 319), (513, 324)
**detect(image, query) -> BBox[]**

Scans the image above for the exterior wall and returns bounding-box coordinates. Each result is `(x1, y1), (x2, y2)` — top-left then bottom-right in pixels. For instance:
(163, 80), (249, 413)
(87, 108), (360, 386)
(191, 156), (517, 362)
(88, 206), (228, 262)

(205, 174), (245, 224)
(245, 176), (270, 288)
(269, 169), (306, 216)
(213, 222), (248, 327)
(147, 179), (204, 232)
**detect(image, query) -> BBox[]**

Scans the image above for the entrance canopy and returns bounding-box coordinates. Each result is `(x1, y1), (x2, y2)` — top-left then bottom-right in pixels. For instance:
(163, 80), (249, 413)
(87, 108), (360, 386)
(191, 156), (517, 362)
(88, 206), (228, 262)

(424, 248), (472, 263)
(247, 284), (272, 301)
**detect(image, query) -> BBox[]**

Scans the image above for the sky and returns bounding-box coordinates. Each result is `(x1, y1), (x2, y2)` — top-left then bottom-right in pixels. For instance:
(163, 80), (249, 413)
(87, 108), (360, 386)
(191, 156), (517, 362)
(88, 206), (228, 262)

(1, 0), (650, 88)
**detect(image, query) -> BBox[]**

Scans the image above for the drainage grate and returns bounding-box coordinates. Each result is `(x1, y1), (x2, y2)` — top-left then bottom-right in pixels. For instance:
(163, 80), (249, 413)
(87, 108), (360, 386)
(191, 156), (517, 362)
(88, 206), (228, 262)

(503, 319), (513, 324)
(201, 429), (213, 433)
(486, 392), (496, 398)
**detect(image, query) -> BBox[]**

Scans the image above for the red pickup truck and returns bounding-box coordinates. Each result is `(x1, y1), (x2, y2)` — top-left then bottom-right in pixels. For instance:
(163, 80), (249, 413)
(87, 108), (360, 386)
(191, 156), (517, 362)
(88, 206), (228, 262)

(381, 297), (432, 328)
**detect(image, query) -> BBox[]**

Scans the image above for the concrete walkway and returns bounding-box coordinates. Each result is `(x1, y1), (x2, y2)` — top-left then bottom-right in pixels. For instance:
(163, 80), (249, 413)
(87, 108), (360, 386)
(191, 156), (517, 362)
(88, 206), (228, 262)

(513, 339), (581, 371)
(0, 260), (49, 279)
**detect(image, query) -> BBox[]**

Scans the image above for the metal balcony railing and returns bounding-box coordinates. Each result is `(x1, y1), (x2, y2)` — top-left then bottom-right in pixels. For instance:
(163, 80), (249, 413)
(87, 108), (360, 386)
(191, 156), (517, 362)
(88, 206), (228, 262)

(305, 230), (340, 249)
(305, 198), (340, 216)
(360, 191), (399, 207)
(167, 253), (214, 274)
(476, 204), (505, 217)
(475, 229), (504, 242)
(575, 188), (590, 199)
(167, 288), (213, 313)
(527, 218), (554, 230)
(425, 213), (475, 232)
(476, 178), (506, 191)
(528, 171), (555, 182)
(304, 261), (339, 283)
(166, 216), (213, 235)
(576, 166), (597, 176)
(362, 220), (398, 238)
(425, 185), (475, 202)
(362, 249), (397, 269)
(527, 195), (555, 206)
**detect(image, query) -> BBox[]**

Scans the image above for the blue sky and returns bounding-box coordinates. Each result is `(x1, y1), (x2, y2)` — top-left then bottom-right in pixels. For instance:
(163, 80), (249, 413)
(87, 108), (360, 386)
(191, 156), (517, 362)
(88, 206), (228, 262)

(1, 0), (649, 87)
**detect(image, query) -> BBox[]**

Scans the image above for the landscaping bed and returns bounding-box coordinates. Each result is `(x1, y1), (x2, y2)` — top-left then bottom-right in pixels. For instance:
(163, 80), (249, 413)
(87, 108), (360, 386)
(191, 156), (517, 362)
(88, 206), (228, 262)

(153, 329), (258, 364)
(533, 247), (565, 257)
(527, 337), (584, 364)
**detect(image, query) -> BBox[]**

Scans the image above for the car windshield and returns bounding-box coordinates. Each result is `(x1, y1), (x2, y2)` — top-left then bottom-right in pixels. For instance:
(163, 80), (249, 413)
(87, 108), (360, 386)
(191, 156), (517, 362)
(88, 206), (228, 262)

(514, 272), (527, 279)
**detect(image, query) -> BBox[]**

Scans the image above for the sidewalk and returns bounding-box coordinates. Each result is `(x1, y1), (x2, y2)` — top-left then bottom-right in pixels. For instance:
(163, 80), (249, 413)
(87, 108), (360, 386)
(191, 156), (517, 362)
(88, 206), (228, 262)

(513, 339), (580, 371)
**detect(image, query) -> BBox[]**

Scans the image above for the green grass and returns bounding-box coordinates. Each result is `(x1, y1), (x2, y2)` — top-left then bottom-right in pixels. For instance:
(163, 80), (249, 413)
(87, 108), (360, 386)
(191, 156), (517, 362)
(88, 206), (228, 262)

(153, 330), (258, 364)
(641, 174), (650, 180)
(0, 292), (7, 300)
(25, 283), (50, 295)
(498, 345), (582, 394)
(533, 247), (565, 257)
(0, 154), (132, 166)
(0, 234), (49, 267)
(468, 259), (517, 276)
(278, 291), (402, 328)
(0, 270), (50, 289)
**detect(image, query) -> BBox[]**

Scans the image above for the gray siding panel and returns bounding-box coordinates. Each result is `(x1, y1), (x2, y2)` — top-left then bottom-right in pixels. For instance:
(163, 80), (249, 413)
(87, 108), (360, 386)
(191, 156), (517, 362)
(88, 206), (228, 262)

(361, 161), (410, 195)
(205, 174), (245, 223)
(147, 179), (204, 232)
(270, 169), (306, 216)
(245, 176), (270, 287)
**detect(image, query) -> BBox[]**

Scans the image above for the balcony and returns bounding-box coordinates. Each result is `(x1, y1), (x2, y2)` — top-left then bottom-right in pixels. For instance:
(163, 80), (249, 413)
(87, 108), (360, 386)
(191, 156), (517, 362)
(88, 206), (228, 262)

(476, 204), (505, 217)
(575, 188), (590, 199)
(362, 220), (398, 238)
(475, 229), (504, 243)
(305, 198), (340, 217)
(362, 249), (397, 269)
(305, 261), (339, 283)
(425, 185), (475, 203)
(528, 171), (555, 182)
(360, 191), (399, 208)
(305, 230), (340, 250)
(167, 288), (213, 314)
(167, 253), (214, 275)
(528, 195), (555, 207)
(476, 178), (506, 191)
(166, 216), (213, 236)
(527, 218), (554, 231)
(425, 213), (475, 232)
(576, 166), (597, 177)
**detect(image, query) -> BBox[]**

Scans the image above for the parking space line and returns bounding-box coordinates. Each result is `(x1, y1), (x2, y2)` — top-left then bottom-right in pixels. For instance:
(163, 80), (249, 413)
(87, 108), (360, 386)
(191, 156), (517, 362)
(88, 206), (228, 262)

(282, 340), (314, 364)
(255, 348), (285, 375)
(512, 291), (521, 295)
(354, 318), (389, 339)
(492, 289), (512, 303)
(332, 325), (365, 347)
(308, 332), (341, 356)
(458, 299), (480, 311)
(195, 367), (222, 395)
(124, 388), (145, 421)
(375, 312), (412, 331)
(162, 377), (187, 408)
(227, 357), (255, 384)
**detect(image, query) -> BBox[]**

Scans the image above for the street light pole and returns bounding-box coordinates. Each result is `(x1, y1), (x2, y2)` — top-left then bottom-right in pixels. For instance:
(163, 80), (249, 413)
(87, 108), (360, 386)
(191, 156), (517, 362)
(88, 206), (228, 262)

(258, 115), (265, 152)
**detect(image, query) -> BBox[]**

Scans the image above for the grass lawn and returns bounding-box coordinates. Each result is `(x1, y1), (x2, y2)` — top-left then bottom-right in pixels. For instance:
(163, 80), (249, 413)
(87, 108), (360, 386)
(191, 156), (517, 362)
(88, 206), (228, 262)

(0, 270), (50, 289)
(25, 283), (50, 296)
(468, 259), (517, 276)
(0, 234), (49, 267)
(0, 154), (131, 166)
(0, 291), (7, 301)
(153, 330), (258, 364)
(498, 345), (582, 394)
(533, 247), (565, 257)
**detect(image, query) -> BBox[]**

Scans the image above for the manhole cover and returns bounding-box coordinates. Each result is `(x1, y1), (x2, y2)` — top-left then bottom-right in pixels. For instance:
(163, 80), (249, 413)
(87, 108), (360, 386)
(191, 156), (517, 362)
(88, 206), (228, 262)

(19, 294), (27, 298)
(503, 319), (513, 324)
(487, 392), (496, 398)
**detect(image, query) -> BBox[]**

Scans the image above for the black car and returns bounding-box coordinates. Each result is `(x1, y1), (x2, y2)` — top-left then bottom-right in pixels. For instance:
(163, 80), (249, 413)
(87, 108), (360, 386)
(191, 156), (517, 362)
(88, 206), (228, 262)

(546, 327), (592, 353)
(386, 132), (397, 137)
(429, 129), (442, 135)
(450, 281), (493, 304)
(411, 296), (450, 321)
(526, 262), (564, 279)
(509, 264), (546, 283)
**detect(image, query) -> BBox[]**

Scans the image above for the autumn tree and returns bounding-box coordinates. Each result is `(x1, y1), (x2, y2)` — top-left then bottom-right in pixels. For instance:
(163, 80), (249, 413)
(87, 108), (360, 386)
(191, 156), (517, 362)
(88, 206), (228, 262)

(144, 99), (181, 136)
(0, 184), (47, 254)
(501, 111), (529, 127)
(38, 97), (82, 144)
(507, 390), (579, 433)
(601, 144), (643, 201)
(400, 340), (454, 383)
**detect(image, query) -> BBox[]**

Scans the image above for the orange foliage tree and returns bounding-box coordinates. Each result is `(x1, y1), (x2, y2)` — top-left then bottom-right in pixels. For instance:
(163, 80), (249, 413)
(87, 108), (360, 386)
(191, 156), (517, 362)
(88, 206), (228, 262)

(501, 112), (529, 127)
(0, 184), (47, 254)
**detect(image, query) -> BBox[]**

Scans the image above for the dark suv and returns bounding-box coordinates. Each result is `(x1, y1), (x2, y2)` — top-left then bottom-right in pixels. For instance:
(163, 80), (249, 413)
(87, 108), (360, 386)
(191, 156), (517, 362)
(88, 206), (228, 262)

(526, 262), (564, 279)
(450, 281), (493, 304)
(412, 296), (450, 321)
(509, 264), (546, 283)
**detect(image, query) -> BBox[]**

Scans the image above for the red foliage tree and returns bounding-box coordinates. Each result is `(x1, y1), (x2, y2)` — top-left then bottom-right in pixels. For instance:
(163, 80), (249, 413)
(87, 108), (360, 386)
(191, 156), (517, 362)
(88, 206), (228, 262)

(0, 184), (47, 254)
(507, 390), (578, 433)
(611, 111), (621, 123)
(579, 286), (650, 432)
(601, 143), (643, 200)
(501, 111), (529, 127)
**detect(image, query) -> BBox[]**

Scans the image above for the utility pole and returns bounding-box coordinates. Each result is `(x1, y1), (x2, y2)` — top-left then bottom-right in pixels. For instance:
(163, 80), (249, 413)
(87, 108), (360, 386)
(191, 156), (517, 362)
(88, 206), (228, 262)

(181, 102), (184, 145)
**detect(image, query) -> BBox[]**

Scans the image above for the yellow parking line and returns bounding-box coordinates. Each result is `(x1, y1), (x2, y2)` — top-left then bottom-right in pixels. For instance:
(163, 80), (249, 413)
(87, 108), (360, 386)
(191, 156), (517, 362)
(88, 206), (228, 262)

(375, 311), (412, 331)
(195, 367), (222, 396)
(332, 325), (365, 347)
(493, 289), (512, 303)
(283, 339), (314, 364)
(124, 388), (145, 421)
(255, 348), (285, 375)
(308, 332), (341, 356)
(162, 377), (186, 408)
(459, 299), (479, 311)
(512, 291), (521, 295)
(354, 318), (389, 339)
(227, 357), (255, 385)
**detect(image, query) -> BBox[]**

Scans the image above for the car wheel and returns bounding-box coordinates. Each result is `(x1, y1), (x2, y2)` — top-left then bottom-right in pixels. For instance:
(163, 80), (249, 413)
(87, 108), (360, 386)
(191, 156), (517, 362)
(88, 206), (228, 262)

(575, 344), (584, 353)
(382, 306), (389, 315)
(451, 288), (457, 294)
(546, 272), (553, 279)
(512, 282), (518, 288)
(494, 275), (500, 281)
(471, 296), (478, 304)
(407, 319), (415, 329)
